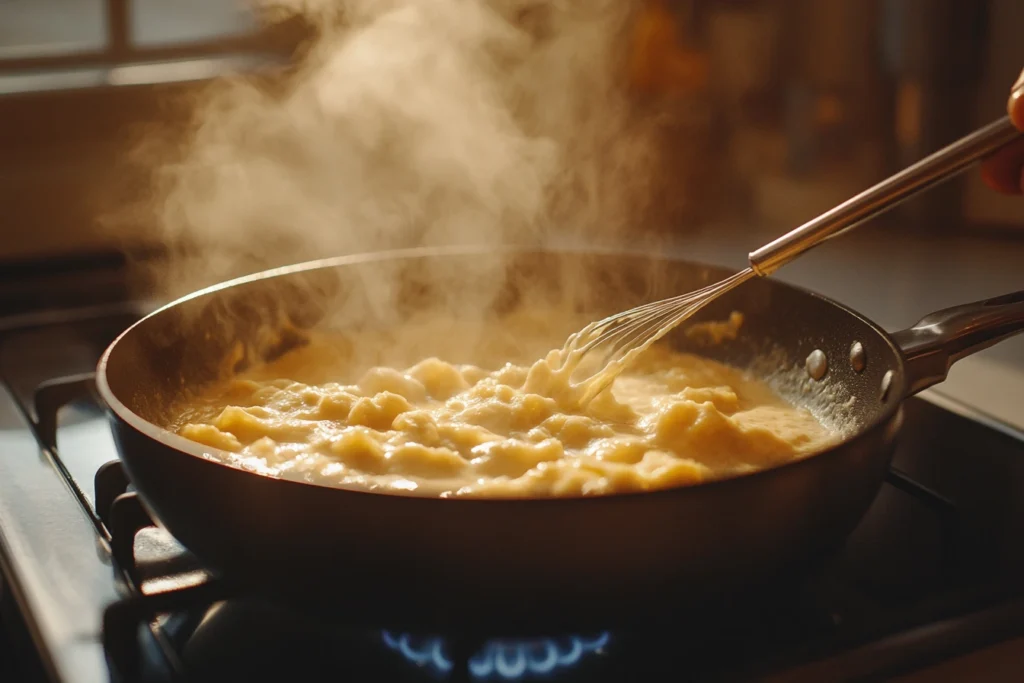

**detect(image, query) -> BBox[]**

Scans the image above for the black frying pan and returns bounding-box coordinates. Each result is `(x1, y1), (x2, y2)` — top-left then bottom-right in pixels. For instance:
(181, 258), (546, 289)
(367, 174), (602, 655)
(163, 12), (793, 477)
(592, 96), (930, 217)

(96, 246), (1024, 631)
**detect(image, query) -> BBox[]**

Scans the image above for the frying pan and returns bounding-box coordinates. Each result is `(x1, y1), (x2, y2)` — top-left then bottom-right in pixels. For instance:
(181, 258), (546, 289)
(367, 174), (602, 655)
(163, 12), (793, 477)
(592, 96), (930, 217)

(96, 246), (1024, 631)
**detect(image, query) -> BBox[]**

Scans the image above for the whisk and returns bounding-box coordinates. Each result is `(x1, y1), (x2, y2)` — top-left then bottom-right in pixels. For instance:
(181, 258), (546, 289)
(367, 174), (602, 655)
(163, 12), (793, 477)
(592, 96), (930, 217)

(558, 116), (1024, 406)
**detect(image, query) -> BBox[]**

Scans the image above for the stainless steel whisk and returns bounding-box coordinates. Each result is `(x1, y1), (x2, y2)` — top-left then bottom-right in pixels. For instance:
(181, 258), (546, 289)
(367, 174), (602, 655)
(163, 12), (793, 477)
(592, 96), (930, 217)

(559, 116), (1023, 405)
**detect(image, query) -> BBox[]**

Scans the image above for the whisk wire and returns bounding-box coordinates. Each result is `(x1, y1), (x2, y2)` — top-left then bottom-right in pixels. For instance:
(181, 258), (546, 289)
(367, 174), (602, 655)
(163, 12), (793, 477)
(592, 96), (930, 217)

(562, 268), (756, 405)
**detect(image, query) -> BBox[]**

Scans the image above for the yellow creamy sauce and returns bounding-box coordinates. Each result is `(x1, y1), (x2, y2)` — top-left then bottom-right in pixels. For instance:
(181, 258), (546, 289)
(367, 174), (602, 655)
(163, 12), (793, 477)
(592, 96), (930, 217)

(172, 312), (836, 498)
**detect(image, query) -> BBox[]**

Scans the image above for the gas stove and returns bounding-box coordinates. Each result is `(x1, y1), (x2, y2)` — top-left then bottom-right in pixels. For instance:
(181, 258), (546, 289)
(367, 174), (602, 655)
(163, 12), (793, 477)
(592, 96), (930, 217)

(3, 299), (1024, 683)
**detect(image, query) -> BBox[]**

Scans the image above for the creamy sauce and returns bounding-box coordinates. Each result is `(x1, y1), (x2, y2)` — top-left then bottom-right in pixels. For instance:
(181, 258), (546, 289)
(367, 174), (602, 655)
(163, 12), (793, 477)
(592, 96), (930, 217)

(173, 312), (837, 498)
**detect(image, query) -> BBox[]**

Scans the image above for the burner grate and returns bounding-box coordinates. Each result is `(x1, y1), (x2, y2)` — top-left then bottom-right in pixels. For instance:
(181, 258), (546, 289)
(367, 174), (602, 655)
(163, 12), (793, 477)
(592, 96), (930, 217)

(95, 460), (130, 530)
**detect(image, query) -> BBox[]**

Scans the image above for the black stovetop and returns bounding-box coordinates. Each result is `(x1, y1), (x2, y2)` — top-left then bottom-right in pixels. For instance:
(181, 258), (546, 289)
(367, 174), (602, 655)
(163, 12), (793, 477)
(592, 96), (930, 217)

(2, 303), (1024, 683)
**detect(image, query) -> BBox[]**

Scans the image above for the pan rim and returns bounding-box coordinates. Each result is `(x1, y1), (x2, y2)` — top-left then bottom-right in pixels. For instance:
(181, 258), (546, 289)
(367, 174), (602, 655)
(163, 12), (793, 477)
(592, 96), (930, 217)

(95, 244), (908, 504)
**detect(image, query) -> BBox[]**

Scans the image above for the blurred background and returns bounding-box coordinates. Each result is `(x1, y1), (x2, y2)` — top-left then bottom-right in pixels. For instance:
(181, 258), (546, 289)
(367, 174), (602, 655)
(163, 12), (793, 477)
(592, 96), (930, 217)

(627, 0), (1024, 235)
(0, 0), (1022, 331)
(0, 0), (1021, 261)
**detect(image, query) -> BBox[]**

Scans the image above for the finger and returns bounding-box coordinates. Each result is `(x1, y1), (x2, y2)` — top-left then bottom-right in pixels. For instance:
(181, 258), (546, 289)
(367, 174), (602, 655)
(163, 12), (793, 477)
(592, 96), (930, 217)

(1010, 68), (1024, 130)
(980, 136), (1024, 194)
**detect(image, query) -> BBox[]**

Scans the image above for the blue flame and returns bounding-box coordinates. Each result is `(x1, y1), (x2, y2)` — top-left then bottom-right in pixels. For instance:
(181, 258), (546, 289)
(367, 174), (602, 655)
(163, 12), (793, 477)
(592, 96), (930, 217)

(381, 631), (611, 679)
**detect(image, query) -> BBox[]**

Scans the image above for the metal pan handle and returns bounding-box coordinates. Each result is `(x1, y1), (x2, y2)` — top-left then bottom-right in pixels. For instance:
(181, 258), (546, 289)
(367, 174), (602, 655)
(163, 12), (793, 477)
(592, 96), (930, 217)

(890, 290), (1024, 395)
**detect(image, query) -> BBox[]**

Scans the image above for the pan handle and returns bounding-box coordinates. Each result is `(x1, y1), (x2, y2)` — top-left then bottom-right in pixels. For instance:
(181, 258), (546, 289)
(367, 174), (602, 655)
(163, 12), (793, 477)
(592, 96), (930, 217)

(891, 290), (1024, 395)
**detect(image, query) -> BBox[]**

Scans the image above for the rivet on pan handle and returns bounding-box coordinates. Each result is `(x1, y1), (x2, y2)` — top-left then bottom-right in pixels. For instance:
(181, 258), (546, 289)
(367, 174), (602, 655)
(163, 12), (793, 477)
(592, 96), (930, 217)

(889, 290), (1024, 396)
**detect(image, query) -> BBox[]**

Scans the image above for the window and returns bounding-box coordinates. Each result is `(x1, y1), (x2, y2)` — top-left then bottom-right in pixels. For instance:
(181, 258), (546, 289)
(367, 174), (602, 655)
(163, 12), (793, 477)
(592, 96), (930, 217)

(0, 0), (107, 57)
(131, 0), (256, 47)
(0, 0), (259, 67)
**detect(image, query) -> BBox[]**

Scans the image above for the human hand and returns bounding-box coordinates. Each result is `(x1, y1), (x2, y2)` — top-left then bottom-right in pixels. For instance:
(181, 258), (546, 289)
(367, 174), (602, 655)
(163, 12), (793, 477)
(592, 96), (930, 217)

(980, 68), (1024, 194)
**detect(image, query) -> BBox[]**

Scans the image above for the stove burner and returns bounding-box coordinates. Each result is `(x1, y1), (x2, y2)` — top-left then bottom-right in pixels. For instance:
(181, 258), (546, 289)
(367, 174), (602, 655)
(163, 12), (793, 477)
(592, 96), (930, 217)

(381, 631), (611, 679)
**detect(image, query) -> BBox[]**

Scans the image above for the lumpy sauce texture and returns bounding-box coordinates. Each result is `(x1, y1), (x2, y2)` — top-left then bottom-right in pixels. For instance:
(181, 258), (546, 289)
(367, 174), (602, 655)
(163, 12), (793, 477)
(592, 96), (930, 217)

(173, 313), (836, 498)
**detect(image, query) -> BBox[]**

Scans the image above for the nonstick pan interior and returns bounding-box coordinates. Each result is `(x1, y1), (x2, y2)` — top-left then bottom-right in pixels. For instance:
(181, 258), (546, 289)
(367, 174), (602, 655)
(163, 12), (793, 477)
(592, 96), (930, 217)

(107, 247), (902, 440)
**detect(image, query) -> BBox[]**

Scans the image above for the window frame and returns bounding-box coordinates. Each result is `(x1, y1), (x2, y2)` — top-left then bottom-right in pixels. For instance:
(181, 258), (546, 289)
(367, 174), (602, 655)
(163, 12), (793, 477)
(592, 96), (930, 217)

(0, 0), (270, 74)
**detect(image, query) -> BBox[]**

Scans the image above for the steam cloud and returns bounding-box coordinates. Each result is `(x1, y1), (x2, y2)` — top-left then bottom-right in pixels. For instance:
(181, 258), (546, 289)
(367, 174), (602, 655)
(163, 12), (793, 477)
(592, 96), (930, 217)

(128, 0), (688, 307)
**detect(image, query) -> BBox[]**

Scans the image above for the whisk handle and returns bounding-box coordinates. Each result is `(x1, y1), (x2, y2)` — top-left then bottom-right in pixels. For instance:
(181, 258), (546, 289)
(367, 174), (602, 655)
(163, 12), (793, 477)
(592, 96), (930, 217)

(748, 116), (1023, 277)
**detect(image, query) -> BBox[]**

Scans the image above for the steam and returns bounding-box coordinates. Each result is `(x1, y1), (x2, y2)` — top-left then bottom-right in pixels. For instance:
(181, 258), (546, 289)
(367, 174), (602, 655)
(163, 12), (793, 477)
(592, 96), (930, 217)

(111, 0), (701, 356)
(132, 1), (669, 288)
